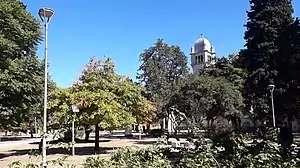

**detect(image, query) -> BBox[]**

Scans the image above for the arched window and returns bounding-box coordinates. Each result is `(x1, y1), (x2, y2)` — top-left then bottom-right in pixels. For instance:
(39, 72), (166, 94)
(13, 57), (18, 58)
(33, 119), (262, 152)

(195, 56), (199, 64)
(200, 55), (204, 62)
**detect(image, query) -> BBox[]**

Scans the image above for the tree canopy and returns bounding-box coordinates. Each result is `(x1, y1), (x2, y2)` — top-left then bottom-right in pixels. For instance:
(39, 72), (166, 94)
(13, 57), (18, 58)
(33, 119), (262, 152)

(168, 75), (244, 129)
(137, 39), (189, 121)
(0, 0), (41, 68)
(239, 0), (295, 123)
(199, 55), (245, 92)
(47, 57), (156, 149)
(0, 0), (44, 131)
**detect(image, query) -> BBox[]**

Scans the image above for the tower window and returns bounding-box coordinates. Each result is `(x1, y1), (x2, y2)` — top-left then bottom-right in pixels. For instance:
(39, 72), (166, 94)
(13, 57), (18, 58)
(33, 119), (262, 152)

(200, 55), (204, 62)
(195, 56), (199, 64)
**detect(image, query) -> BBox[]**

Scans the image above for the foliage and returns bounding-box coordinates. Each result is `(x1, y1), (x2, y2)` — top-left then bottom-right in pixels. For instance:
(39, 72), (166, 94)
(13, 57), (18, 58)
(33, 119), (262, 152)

(53, 56), (156, 149)
(71, 57), (131, 129)
(200, 55), (246, 92)
(0, 0), (42, 68)
(178, 145), (219, 168)
(137, 39), (189, 118)
(71, 56), (155, 129)
(80, 132), (300, 168)
(168, 75), (244, 129)
(83, 147), (172, 168)
(47, 56), (157, 149)
(239, 0), (294, 123)
(83, 157), (111, 168)
(0, 0), (45, 131)
(134, 97), (157, 124)
(275, 18), (300, 120)
(0, 56), (44, 131)
(7, 156), (76, 168)
(7, 131), (300, 168)
(48, 87), (74, 132)
(177, 132), (300, 168)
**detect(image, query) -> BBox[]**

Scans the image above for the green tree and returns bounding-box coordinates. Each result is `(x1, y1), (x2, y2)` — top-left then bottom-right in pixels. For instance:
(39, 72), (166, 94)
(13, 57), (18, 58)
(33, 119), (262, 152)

(72, 57), (123, 150)
(72, 57), (150, 150)
(0, 56), (44, 132)
(115, 79), (156, 125)
(200, 55), (245, 91)
(0, 0), (41, 68)
(48, 87), (73, 132)
(276, 18), (300, 121)
(239, 0), (294, 124)
(0, 0), (45, 132)
(137, 39), (189, 126)
(169, 76), (244, 130)
(133, 98), (156, 124)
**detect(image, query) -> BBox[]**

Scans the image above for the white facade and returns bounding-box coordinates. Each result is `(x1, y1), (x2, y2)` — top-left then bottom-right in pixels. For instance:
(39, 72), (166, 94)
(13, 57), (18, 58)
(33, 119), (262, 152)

(190, 35), (216, 74)
(167, 112), (176, 134)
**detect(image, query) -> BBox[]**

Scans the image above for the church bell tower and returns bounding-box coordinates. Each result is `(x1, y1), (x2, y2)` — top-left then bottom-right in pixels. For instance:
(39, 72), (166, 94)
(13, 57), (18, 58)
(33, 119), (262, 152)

(190, 34), (216, 74)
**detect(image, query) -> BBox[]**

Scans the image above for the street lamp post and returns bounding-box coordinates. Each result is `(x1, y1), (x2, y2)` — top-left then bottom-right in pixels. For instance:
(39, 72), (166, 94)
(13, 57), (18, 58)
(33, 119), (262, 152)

(268, 84), (275, 128)
(38, 8), (54, 168)
(71, 105), (80, 156)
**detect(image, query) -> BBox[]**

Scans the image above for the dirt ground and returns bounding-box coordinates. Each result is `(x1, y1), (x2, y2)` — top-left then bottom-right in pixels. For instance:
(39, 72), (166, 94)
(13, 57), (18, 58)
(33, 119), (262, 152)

(0, 138), (155, 168)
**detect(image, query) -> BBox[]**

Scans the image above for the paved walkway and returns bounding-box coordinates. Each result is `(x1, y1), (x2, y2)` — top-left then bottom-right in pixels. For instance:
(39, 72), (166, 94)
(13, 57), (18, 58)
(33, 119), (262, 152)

(0, 138), (40, 149)
(0, 135), (56, 149)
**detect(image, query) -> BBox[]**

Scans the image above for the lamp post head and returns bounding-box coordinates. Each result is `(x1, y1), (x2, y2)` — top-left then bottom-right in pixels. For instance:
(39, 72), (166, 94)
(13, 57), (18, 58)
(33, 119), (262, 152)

(268, 84), (275, 88)
(38, 8), (54, 23)
(268, 84), (275, 92)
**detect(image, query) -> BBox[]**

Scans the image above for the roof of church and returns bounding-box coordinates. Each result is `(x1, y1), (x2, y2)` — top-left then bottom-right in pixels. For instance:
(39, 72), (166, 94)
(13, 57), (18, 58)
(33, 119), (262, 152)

(192, 34), (215, 54)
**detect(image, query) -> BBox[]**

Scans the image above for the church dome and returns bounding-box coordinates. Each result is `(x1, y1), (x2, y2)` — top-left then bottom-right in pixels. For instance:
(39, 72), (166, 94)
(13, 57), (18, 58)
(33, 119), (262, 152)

(194, 36), (212, 53)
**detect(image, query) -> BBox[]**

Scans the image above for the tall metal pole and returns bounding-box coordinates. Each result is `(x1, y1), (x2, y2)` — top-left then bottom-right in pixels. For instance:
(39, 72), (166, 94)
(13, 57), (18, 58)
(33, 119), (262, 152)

(271, 89), (275, 128)
(139, 126), (141, 140)
(71, 105), (79, 156)
(72, 114), (75, 156)
(42, 21), (48, 168)
(34, 116), (37, 138)
(39, 8), (54, 168)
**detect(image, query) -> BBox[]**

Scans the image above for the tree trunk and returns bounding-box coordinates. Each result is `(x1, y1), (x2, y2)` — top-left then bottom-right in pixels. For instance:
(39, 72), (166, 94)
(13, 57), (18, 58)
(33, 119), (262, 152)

(30, 129), (34, 138)
(146, 124), (150, 134)
(231, 117), (238, 132)
(174, 128), (178, 136)
(94, 124), (100, 151)
(84, 125), (90, 142)
(30, 122), (34, 138)
(210, 119), (214, 129)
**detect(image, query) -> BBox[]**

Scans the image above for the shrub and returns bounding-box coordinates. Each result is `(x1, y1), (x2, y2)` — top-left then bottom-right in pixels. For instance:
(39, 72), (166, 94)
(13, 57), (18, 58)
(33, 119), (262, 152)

(83, 156), (112, 168)
(181, 133), (300, 168)
(83, 147), (172, 168)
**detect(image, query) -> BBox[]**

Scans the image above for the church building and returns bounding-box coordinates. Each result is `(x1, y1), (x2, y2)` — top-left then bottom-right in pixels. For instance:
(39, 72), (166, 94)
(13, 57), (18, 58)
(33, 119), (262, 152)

(190, 34), (216, 74)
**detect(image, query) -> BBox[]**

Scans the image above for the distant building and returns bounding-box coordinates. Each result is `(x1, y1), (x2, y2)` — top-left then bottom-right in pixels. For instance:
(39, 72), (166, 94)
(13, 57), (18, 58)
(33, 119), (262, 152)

(190, 34), (216, 74)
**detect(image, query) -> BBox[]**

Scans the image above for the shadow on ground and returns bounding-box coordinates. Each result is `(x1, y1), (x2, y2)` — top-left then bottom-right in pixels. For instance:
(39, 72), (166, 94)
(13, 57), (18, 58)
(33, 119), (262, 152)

(0, 146), (119, 160)
(0, 137), (33, 142)
(29, 139), (112, 145)
(132, 140), (158, 145)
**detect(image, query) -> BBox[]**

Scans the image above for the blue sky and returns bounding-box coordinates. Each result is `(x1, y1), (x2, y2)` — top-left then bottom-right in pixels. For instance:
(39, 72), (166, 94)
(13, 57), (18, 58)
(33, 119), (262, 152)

(22, 0), (300, 88)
